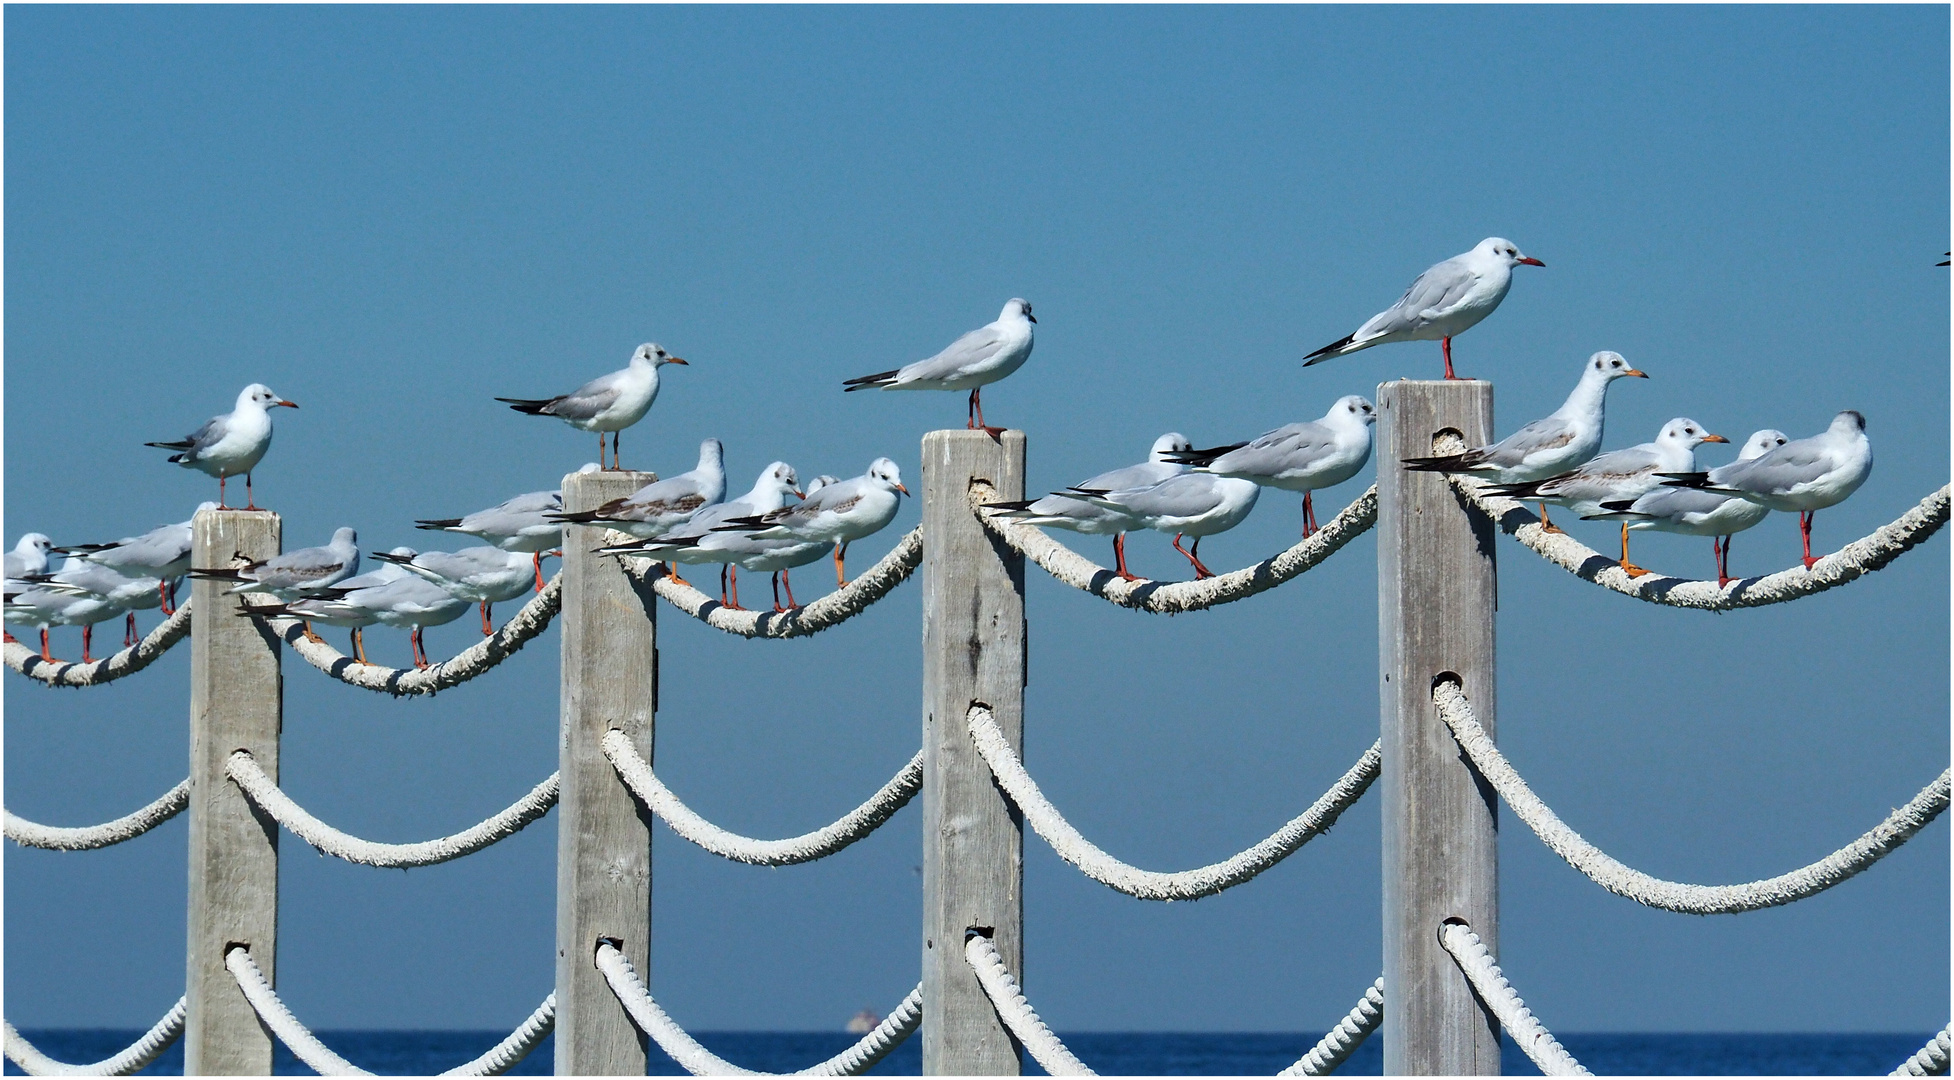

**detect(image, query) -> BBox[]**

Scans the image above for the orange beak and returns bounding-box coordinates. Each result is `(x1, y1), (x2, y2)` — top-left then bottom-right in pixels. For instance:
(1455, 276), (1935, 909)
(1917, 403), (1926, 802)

(1702, 433), (1729, 443)
(277, 399), (300, 408)
(896, 483), (911, 496)
(1518, 256), (1545, 267)
(665, 357), (689, 365)
(1624, 369), (1648, 378)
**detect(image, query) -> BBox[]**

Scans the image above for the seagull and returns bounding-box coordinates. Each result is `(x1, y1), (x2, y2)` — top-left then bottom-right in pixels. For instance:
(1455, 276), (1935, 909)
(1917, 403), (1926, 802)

(549, 438), (726, 538)
(145, 384), (298, 509)
(632, 476), (843, 612)
(32, 557), (165, 648)
(191, 527), (361, 638)
(272, 572), (467, 669)
(498, 343), (689, 470)
(4, 585), (124, 663)
(1489, 418), (1727, 577)
(844, 299), (1035, 437)
(1305, 238), (1544, 380)
(417, 489), (566, 592)
(1661, 411), (1874, 570)
(6, 534), (54, 582)
(597, 462), (803, 596)
(1165, 396), (1376, 538)
(1403, 352), (1648, 528)
(373, 547), (542, 635)
(1584, 430), (1788, 586)
(53, 503), (214, 614)
(982, 433), (1192, 582)
(255, 547), (417, 663)
(1067, 473), (1261, 580)
(715, 458), (909, 587)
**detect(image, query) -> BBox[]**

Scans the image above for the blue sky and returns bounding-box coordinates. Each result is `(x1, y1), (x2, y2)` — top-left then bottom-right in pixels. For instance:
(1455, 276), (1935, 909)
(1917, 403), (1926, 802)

(5, 4), (1947, 1043)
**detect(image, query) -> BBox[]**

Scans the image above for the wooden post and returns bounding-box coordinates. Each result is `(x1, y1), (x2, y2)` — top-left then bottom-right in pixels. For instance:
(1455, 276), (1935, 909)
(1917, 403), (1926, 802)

(1378, 381), (1501, 1075)
(920, 429), (1027, 1076)
(555, 468), (660, 1076)
(184, 508), (281, 1076)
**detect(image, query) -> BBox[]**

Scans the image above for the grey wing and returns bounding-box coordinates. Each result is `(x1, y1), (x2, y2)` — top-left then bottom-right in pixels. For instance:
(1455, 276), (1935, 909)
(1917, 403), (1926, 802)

(262, 547), (348, 587)
(179, 418), (226, 459)
(1077, 461), (1181, 491)
(1482, 417), (1576, 467)
(1103, 475), (1224, 518)
(545, 370), (627, 421)
(899, 326), (1006, 382)
(1215, 423), (1335, 474)
(496, 490), (562, 515)
(1360, 259), (1474, 337)
(1541, 446), (1658, 499)
(1629, 486), (1737, 518)
(1715, 445), (1830, 495)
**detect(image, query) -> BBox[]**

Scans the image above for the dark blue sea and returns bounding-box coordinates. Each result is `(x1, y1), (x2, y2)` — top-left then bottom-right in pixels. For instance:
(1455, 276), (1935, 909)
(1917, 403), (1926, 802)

(5, 1029), (1933, 1075)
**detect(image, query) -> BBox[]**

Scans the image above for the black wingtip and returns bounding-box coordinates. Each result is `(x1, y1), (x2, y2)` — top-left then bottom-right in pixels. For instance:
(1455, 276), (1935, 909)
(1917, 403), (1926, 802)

(370, 552), (412, 565)
(982, 499), (1038, 513)
(1303, 334), (1355, 364)
(842, 369), (901, 391)
(1658, 472), (1712, 488)
(495, 397), (555, 415)
(414, 519), (463, 530)
(1401, 455), (1468, 472)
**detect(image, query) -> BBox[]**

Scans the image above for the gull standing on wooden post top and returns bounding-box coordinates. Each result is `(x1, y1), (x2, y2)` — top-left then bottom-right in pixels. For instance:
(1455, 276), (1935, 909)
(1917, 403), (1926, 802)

(1489, 418), (1726, 577)
(843, 298), (1035, 438)
(145, 384), (298, 509)
(1661, 410), (1874, 570)
(983, 432), (1192, 582)
(416, 488), (568, 593)
(498, 343), (689, 471)
(548, 437), (725, 538)
(1305, 238), (1543, 380)
(1403, 351), (1648, 529)
(716, 458), (909, 587)
(1586, 429), (1786, 586)
(1165, 396), (1376, 538)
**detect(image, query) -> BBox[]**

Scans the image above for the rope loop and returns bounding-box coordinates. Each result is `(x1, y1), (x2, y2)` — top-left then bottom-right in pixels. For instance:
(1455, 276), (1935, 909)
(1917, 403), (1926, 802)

(3, 999), (185, 1076)
(1891, 1025), (1952, 1076)
(632, 527), (923, 638)
(6, 779), (190, 851)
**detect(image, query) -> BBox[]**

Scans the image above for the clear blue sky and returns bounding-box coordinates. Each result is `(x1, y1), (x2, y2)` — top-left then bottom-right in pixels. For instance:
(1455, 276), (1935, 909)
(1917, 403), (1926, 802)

(5, 5), (1947, 1042)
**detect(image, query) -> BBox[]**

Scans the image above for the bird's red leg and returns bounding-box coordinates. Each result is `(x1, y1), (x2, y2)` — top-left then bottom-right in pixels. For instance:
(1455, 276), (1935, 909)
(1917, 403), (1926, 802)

(244, 473), (258, 511)
(1113, 533), (1141, 582)
(1442, 337), (1459, 380)
(1800, 511), (1819, 570)
(718, 565), (730, 606)
(41, 628), (52, 661)
(1301, 493), (1317, 538)
(613, 432), (622, 471)
(1537, 502), (1563, 534)
(217, 475), (229, 510)
(82, 624), (93, 663)
(351, 628), (368, 665)
(971, 388), (1004, 440)
(1189, 536), (1215, 579)
(834, 542), (850, 589)
(967, 390), (978, 430)
(125, 612), (138, 648)
(1714, 536), (1732, 588)
(480, 601), (493, 636)
(772, 572), (786, 613)
(782, 568), (800, 609)
(2, 631), (14, 644)
(159, 579), (174, 616)
(302, 619), (324, 644)
(533, 552), (546, 592)
(663, 561), (691, 587)
(726, 565), (746, 611)
(1617, 522), (1649, 577)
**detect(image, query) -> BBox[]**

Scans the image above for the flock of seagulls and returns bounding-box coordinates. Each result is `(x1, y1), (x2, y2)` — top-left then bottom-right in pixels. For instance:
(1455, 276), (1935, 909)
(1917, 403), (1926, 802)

(4, 237), (1884, 661)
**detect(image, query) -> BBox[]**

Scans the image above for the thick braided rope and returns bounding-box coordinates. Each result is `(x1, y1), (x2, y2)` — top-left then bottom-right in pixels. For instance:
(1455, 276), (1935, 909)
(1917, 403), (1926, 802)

(964, 935), (1094, 1076)
(604, 731), (920, 865)
(1440, 921), (1590, 1077)
(631, 527), (923, 638)
(1891, 1025), (1952, 1076)
(3, 600), (192, 687)
(1450, 472), (1949, 610)
(972, 481), (1377, 614)
(3, 999), (185, 1076)
(227, 947), (370, 1075)
(1277, 978), (1386, 1077)
(594, 942), (921, 1076)
(6, 779), (189, 850)
(1434, 681), (1950, 913)
(969, 704), (1380, 900)
(252, 574), (561, 696)
(439, 994), (555, 1077)
(227, 751), (557, 868)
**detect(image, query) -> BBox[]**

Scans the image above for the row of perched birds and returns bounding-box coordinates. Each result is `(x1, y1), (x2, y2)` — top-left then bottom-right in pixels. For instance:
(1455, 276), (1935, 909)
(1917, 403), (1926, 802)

(5, 236), (1876, 662)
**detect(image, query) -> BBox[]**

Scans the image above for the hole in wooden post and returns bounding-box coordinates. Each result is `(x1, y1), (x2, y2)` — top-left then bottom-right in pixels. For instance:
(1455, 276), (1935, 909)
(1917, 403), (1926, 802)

(965, 926), (995, 941)
(1431, 671), (1463, 692)
(594, 936), (624, 960)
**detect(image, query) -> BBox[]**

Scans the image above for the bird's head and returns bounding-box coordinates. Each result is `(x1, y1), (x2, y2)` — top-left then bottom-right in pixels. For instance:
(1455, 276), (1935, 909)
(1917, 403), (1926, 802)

(1737, 430), (1790, 462)
(243, 384), (299, 410)
(1586, 351), (1648, 381)
(635, 343), (689, 367)
(762, 462), (803, 500)
(1004, 298), (1035, 324)
(1328, 395), (1377, 427)
(868, 457), (909, 496)
(16, 534), (52, 557)
(1150, 433), (1194, 461)
(332, 527), (359, 546)
(1479, 237), (1544, 268)
(1832, 410), (1868, 435)
(1657, 418), (1726, 450)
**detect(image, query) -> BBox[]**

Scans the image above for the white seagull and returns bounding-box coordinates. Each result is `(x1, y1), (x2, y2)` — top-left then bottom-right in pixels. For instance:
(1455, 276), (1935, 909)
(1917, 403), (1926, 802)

(844, 299), (1035, 436)
(1585, 429), (1788, 585)
(257, 547), (417, 664)
(1068, 473), (1262, 580)
(146, 384), (299, 509)
(982, 433), (1192, 581)
(275, 573), (467, 669)
(4, 584), (125, 663)
(1661, 410), (1874, 570)
(416, 489), (566, 592)
(637, 476), (840, 612)
(194, 527), (362, 638)
(1305, 238), (1544, 380)
(1166, 396), (1376, 537)
(597, 462), (803, 595)
(34, 558), (165, 649)
(373, 547), (541, 635)
(498, 343), (689, 470)
(1489, 418), (1727, 577)
(6, 534), (55, 583)
(716, 458), (909, 587)
(1404, 352), (1648, 527)
(54, 503), (215, 614)
(550, 438), (726, 539)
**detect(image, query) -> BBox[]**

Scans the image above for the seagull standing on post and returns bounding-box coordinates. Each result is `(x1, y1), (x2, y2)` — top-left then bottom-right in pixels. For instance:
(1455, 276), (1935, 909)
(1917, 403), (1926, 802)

(498, 343), (688, 470)
(843, 299), (1035, 438)
(1305, 238), (1543, 380)
(145, 384), (298, 509)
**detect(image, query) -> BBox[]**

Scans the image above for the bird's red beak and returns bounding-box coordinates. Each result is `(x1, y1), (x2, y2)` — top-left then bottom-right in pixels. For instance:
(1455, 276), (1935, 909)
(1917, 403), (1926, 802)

(665, 357), (689, 365)
(1518, 257), (1545, 267)
(792, 488), (805, 499)
(896, 483), (911, 496)
(278, 399), (300, 408)
(1703, 433), (1729, 443)
(1624, 369), (1649, 378)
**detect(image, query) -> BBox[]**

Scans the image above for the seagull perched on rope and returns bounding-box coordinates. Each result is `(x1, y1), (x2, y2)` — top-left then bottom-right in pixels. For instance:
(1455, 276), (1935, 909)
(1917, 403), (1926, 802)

(498, 343), (688, 470)
(1585, 429), (1787, 586)
(53, 504), (213, 615)
(373, 547), (547, 636)
(1165, 396), (1376, 539)
(249, 547), (417, 664)
(145, 384), (298, 509)
(1660, 410), (1873, 571)
(191, 527), (360, 641)
(983, 433), (1192, 582)
(595, 462), (803, 603)
(844, 299), (1035, 438)
(416, 488), (568, 593)
(549, 438), (725, 539)
(1305, 238), (1543, 380)
(1066, 473), (1261, 581)
(714, 458), (909, 588)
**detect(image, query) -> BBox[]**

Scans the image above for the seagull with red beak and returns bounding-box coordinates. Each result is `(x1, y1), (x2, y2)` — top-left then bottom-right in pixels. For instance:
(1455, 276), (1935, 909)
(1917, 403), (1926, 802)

(145, 384), (298, 509)
(1306, 238), (1544, 380)
(715, 458), (910, 588)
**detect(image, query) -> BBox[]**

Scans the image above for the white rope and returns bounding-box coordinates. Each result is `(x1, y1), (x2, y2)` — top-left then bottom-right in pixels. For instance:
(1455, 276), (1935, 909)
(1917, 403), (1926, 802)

(1451, 473), (1949, 610)
(439, 993), (555, 1077)
(968, 704), (1379, 900)
(1433, 681), (1950, 914)
(974, 482), (1377, 614)
(964, 934), (1094, 1076)
(1277, 977), (1385, 1077)
(1439, 921), (1589, 1076)
(3, 600), (192, 688)
(227, 946), (371, 1076)
(6, 779), (189, 850)
(1891, 1025), (1952, 1076)
(636, 526), (924, 638)
(227, 751), (557, 868)
(3, 999), (185, 1076)
(256, 573), (560, 696)
(594, 941), (921, 1075)
(603, 731), (921, 865)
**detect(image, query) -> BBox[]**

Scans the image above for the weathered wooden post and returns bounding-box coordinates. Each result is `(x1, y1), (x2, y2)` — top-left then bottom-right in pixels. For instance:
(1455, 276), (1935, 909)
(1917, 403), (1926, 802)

(920, 429), (1027, 1075)
(185, 508), (281, 1075)
(555, 468), (660, 1076)
(1377, 380), (1501, 1075)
